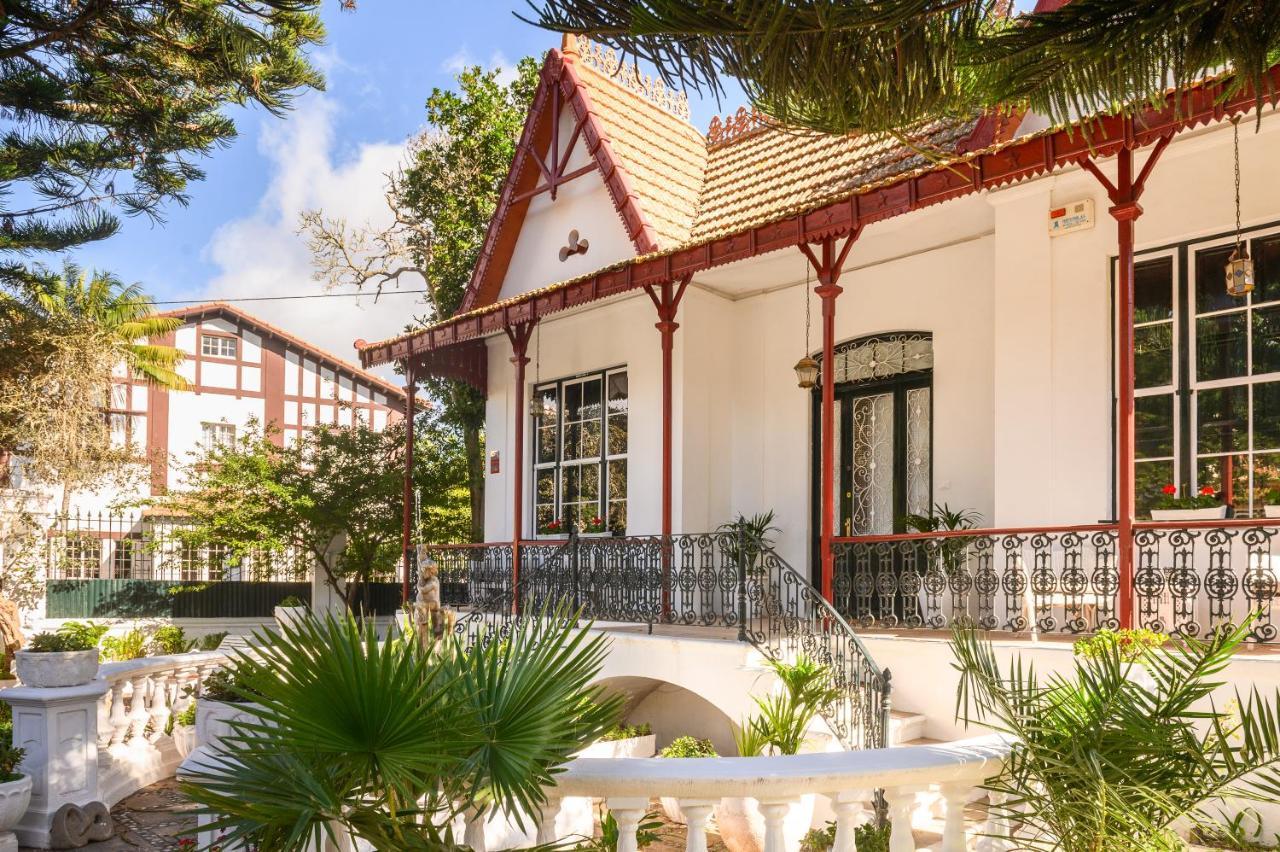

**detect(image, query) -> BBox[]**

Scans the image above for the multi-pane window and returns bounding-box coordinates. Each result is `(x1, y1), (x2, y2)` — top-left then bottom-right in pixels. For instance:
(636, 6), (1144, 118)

(201, 334), (237, 359)
(532, 368), (627, 536)
(1129, 227), (1280, 517)
(62, 535), (100, 579)
(201, 422), (235, 450)
(112, 537), (139, 579)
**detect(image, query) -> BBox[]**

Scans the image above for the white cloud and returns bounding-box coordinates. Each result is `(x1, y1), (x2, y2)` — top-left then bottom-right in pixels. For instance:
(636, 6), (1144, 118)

(199, 95), (419, 382)
(441, 47), (518, 86)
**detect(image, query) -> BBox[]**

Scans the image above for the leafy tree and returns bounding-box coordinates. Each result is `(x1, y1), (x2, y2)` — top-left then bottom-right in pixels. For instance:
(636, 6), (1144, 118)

(524, 2), (1280, 135)
(168, 414), (468, 609)
(181, 613), (621, 850)
(952, 621), (1280, 852)
(0, 0), (326, 282)
(303, 59), (541, 542)
(0, 263), (184, 512)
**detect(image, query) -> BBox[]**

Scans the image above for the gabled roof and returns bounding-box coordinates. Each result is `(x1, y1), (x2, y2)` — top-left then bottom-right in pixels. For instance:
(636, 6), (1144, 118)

(158, 302), (406, 402)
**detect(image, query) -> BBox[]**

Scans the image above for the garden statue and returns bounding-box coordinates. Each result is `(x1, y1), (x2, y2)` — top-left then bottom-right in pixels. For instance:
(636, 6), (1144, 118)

(412, 549), (454, 644)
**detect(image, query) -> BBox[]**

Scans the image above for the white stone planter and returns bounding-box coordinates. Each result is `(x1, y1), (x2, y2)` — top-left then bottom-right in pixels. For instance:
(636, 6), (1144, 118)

(172, 724), (197, 760)
(576, 734), (656, 759)
(0, 775), (32, 833)
(717, 794), (815, 852)
(274, 606), (310, 631)
(1265, 505), (1280, 519)
(14, 650), (98, 688)
(196, 700), (262, 751)
(1150, 506), (1228, 521)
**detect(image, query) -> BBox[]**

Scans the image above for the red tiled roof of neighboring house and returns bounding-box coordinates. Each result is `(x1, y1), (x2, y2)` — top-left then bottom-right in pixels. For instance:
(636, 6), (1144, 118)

(359, 55), (1280, 369)
(158, 302), (408, 403)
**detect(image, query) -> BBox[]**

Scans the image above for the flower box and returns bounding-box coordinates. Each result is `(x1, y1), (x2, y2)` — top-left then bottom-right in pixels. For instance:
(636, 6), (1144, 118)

(1265, 505), (1280, 519)
(575, 733), (655, 759)
(14, 649), (98, 688)
(196, 699), (264, 751)
(1150, 506), (1229, 521)
(172, 723), (197, 760)
(0, 774), (31, 833)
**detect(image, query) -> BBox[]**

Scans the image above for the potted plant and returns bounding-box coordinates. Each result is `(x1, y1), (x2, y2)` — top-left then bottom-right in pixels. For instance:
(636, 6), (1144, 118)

(196, 667), (261, 750)
(15, 631), (99, 688)
(100, 628), (148, 662)
(1073, 628), (1167, 692)
(580, 721), (655, 758)
(0, 740), (30, 837)
(171, 701), (198, 759)
(273, 595), (309, 631)
(1264, 488), (1280, 519)
(540, 518), (564, 537)
(656, 735), (717, 824)
(582, 514), (608, 535)
(1150, 484), (1227, 521)
(150, 625), (195, 656)
(717, 511), (781, 575)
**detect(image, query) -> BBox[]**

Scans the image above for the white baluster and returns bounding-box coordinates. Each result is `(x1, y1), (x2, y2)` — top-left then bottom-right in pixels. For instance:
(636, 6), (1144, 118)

(679, 800), (716, 852)
(463, 804), (487, 852)
(149, 672), (171, 741)
(108, 677), (129, 746)
(940, 783), (971, 852)
(883, 787), (918, 852)
(825, 791), (865, 852)
(96, 686), (114, 749)
(127, 675), (150, 741)
(175, 667), (195, 714)
(535, 797), (562, 845)
(757, 800), (792, 852)
(605, 797), (649, 852)
(976, 791), (1013, 852)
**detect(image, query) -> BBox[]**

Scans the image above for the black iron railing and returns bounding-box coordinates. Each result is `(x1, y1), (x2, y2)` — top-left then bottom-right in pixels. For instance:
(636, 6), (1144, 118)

(832, 518), (1280, 643)
(437, 531), (891, 751)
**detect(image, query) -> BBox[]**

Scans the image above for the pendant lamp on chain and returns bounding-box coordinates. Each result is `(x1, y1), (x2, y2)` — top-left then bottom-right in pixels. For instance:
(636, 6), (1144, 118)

(1226, 117), (1255, 298)
(794, 265), (819, 389)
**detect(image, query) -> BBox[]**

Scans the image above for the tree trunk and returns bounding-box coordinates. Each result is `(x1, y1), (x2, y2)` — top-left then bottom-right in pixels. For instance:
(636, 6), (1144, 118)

(463, 422), (484, 543)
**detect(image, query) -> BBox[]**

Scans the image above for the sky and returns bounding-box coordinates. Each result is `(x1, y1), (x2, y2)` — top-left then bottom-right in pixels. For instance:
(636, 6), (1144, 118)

(68, 1), (747, 380)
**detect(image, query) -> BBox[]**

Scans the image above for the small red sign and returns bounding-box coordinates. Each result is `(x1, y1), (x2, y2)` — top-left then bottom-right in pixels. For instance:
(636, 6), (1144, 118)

(489, 451), (500, 474)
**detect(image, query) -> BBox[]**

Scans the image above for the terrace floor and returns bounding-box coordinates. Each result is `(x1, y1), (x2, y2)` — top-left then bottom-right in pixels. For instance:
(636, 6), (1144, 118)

(21, 779), (196, 852)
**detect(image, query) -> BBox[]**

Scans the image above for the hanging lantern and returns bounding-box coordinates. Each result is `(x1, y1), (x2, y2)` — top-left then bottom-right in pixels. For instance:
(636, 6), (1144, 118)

(1226, 117), (1255, 298)
(528, 395), (545, 418)
(794, 355), (820, 389)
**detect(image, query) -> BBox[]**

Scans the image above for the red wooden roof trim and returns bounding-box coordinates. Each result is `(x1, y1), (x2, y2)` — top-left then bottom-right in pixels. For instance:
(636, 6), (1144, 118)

(457, 47), (662, 315)
(359, 66), (1280, 369)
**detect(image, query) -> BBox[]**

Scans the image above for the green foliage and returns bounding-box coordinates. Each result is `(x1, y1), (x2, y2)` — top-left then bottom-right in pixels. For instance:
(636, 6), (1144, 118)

(180, 610), (621, 850)
(595, 806), (663, 851)
(175, 702), (198, 728)
(0, 740), (25, 783)
(57, 620), (109, 648)
(801, 821), (890, 852)
(658, 735), (717, 758)
(150, 625), (195, 656)
(28, 630), (96, 652)
(196, 632), (229, 652)
(166, 419), (407, 611)
(201, 668), (252, 704)
(526, 2), (1280, 136)
(900, 503), (981, 534)
(952, 621), (1280, 852)
(1073, 628), (1168, 663)
(101, 629), (148, 662)
(717, 510), (780, 573)
(600, 721), (652, 741)
(0, 0), (324, 272)
(276, 596), (307, 609)
(738, 655), (840, 756)
(1153, 484), (1223, 511)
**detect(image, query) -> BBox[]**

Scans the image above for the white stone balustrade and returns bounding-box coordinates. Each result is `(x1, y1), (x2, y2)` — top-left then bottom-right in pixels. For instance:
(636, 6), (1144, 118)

(0, 651), (227, 847)
(537, 735), (1011, 852)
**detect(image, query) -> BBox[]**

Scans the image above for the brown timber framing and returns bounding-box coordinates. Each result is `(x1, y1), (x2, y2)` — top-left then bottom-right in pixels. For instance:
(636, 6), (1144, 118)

(359, 66), (1280, 371)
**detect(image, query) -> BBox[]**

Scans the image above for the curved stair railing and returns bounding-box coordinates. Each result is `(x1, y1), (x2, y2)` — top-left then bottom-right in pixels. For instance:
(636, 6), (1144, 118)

(443, 531), (891, 752)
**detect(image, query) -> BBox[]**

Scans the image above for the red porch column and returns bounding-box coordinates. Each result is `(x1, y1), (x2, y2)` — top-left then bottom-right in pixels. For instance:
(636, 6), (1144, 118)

(800, 231), (861, 600)
(401, 360), (416, 604)
(505, 321), (536, 597)
(644, 275), (691, 616)
(1080, 134), (1172, 629)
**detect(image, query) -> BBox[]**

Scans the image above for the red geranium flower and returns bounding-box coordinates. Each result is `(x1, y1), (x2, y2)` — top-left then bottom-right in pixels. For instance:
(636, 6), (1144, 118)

(1162, 484), (1177, 495)
(1199, 485), (1216, 496)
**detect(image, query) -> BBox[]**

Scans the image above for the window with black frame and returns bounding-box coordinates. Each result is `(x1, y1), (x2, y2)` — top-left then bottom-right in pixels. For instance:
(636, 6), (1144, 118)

(532, 368), (628, 536)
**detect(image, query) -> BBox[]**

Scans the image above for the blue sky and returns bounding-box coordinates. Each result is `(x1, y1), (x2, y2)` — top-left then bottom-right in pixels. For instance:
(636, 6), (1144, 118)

(67, 2), (745, 374)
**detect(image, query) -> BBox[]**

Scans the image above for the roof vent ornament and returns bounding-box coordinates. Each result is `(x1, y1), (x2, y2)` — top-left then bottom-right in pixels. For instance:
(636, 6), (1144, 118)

(559, 229), (589, 262)
(1226, 117), (1254, 299)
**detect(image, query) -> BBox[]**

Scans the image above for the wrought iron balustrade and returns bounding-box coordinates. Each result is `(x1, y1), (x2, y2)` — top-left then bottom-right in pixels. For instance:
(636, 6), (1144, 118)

(832, 518), (1280, 642)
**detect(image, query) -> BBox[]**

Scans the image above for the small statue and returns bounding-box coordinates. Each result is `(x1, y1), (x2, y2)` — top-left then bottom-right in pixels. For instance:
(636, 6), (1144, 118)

(412, 551), (454, 645)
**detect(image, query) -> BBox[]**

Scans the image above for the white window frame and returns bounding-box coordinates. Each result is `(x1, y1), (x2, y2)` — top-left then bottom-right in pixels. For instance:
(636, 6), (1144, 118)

(201, 334), (238, 359)
(201, 421), (236, 450)
(1132, 249), (1181, 507)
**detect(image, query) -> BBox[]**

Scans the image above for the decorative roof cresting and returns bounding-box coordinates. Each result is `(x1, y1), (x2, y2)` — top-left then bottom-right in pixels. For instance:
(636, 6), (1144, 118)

(707, 106), (770, 146)
(564, 33), (691, 122)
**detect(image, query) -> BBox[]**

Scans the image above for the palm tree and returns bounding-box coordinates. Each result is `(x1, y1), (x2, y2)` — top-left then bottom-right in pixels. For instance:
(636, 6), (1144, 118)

(0, 263), (184, 511)
(181, 612), (621, 850)
(951, 621), (1280, 851)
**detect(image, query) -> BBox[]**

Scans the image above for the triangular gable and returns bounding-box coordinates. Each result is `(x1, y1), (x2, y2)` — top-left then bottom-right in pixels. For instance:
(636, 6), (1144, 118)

(459, 41), (664, 314)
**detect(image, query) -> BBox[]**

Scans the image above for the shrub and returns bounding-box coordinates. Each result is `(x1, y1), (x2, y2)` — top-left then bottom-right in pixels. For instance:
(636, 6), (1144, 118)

(27, 631), (96, 652)
(801, 821), (889, 852)
(101, 629), (148, 662)
(196, 631), (229, 651)
(175, 702), (197, 727)
(201, 667), (250, 703)
(600, 722), (652, 742)
(276, 595), (306, 608)
(1073, 628), (1167, 663)
(150, 625), (194, 656)
(0, 740), (25, 783)
(658, 736), (716, 758)
(56, 620), (108, 648)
